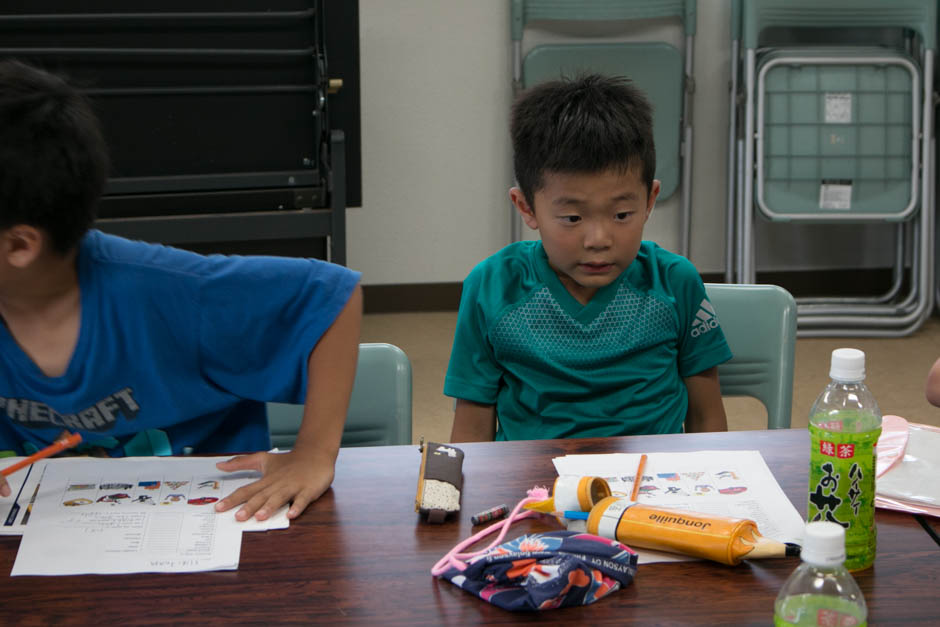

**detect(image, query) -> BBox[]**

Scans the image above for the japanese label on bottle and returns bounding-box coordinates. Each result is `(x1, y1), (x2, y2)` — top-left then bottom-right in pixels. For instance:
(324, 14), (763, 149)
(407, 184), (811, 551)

(817, 607), (862, 627)
(808, 423), (881, 571)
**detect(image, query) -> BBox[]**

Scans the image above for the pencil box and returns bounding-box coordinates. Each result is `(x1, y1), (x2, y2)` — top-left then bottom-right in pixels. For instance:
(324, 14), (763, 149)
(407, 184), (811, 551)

(415, 441), (464, 523)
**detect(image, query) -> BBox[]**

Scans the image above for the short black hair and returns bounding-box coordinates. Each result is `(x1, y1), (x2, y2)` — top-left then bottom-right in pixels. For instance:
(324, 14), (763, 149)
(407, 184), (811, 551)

(511, 74), (655, 209)
(0, 59), (109, 254)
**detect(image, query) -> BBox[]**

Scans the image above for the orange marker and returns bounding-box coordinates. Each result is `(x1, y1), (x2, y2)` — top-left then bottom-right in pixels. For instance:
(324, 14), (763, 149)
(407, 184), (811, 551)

(1, 433), (82, 477)
(630, 454), (648, 502)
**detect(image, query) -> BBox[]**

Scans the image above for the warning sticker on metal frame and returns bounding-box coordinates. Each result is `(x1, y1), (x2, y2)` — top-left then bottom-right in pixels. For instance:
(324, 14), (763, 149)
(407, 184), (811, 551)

(824, 93), (852, 124)
(819, 180), (852, 210)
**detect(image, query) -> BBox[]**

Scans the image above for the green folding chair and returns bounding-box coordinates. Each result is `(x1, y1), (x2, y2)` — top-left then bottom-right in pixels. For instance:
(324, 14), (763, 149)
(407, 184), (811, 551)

(705, 283), (797, 429)
(733, 0), (936, 337)
(267, 342), (413, 448)
(510, 0), (696, 256)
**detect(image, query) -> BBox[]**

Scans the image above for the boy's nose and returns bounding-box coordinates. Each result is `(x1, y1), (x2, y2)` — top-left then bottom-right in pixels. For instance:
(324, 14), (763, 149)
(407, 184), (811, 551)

(583, 223), (612, 249)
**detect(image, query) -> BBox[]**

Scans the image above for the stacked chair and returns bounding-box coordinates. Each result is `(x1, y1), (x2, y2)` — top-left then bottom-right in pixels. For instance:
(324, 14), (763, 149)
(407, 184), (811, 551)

(728, 0), (936, 337)
(510, 0), (697, 257)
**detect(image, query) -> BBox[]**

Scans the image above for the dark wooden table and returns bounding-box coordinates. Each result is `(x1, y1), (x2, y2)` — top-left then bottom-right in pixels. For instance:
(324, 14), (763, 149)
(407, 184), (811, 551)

(1, 429), (937, 625)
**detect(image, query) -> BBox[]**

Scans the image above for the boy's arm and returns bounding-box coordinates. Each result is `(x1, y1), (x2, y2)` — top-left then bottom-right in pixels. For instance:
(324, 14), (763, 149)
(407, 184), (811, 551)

(450, 399), (496, 442)
(926, 357), (940, 407)
(684, 366), (728, 433)
(215, 284), (362, 521)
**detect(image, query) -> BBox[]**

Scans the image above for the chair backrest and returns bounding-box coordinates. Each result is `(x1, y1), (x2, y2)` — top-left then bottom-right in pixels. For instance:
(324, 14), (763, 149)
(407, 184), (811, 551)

(740, 0), (936, 51)
(510, 0), (696, 203)
(267, 342), (413, 448)
(511, 0), (696, 39)
(704, 283), (797, 429)
(521, 43), (683, 200)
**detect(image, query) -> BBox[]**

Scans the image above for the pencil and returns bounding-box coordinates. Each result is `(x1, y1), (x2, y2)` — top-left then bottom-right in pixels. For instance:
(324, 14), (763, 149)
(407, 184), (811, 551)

(1, 433), (82, 477)
(629, 454), (647, 502)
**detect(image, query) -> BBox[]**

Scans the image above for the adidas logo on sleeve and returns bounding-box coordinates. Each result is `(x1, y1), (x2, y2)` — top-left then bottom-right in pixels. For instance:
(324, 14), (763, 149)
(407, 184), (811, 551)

(690, 299), (720, 338)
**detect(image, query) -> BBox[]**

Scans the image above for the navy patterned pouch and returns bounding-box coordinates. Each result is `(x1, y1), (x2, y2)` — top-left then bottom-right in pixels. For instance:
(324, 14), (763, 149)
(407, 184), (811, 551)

(438, 530), (637, 611)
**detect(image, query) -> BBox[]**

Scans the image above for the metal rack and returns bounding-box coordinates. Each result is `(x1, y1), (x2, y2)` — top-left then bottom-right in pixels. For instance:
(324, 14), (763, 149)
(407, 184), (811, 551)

(0, 2), (345, 264)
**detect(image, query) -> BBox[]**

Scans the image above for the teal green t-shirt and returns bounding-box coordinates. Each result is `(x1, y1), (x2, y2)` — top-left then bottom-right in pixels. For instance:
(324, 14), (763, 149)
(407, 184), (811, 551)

(444, 241), (732, 440)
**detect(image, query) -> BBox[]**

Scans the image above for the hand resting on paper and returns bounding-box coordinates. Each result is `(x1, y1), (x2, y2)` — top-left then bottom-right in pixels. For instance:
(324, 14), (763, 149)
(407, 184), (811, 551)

(214, 446), (335, 521)
(0, 475), (9, 498)
(215, 283), (361, 522)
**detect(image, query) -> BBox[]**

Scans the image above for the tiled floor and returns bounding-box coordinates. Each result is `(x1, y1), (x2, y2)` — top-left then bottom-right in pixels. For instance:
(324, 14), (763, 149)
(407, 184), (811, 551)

(362, 312), (940, 444)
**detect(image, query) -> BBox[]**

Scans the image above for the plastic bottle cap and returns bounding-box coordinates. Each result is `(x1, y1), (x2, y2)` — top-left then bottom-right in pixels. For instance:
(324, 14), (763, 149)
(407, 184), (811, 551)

(829, 348), (865, 382)
(801, 521), (847, 567)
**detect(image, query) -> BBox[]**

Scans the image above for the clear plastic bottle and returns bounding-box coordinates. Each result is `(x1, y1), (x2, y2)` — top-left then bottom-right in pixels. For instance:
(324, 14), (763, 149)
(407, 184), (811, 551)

(807, 348), (881, 571)
(774, 521), (867, 626)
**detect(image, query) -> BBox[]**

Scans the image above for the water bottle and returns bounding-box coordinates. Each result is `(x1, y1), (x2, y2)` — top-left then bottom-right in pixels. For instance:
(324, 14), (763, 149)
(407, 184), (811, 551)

(774, 521), (867, 626)
(807, 348), (881, 571)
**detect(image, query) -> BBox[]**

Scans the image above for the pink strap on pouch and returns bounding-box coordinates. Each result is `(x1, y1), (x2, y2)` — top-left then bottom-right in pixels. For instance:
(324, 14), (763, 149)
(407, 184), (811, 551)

(430, 486), (550, 577)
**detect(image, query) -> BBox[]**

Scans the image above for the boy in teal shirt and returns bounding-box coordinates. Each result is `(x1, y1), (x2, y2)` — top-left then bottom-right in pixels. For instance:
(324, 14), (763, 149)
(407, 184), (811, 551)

(445, 74), (732, 442)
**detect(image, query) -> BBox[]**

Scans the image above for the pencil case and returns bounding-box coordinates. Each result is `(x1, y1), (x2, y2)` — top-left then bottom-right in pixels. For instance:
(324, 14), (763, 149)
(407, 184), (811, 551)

(415, 441), (464, 523)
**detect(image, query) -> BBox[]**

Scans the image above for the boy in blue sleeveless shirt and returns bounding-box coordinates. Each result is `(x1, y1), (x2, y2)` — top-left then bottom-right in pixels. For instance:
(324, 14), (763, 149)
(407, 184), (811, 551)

(445, 74), (732, 442)
(0, 60), (361, 522)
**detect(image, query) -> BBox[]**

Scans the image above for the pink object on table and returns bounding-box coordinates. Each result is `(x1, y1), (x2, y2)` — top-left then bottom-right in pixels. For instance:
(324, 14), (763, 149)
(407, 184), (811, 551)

(876, 415), (910, 478)
(876, 415), (940, 518)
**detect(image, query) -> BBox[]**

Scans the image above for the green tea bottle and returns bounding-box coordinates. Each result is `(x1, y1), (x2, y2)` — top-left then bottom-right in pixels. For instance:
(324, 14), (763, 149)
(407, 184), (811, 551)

(807, 348), (881, 571)
(774, 521), (867, 626)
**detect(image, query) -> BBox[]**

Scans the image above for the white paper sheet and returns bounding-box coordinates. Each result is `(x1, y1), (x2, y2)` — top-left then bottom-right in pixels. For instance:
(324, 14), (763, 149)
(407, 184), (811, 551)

(0, 457), (44, 534)
(11, 457), (288, 576)
(553, 450), (804, 564)
(1, 456), (289, 535)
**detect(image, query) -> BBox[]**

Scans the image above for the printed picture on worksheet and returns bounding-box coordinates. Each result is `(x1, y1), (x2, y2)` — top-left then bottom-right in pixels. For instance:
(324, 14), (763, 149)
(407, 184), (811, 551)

(605, 465), (751, 502)
(60, 475), (225, 508)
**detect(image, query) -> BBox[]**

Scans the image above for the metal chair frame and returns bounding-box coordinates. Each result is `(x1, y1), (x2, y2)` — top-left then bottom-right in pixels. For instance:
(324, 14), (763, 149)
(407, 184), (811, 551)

(730, 0), (936, 337)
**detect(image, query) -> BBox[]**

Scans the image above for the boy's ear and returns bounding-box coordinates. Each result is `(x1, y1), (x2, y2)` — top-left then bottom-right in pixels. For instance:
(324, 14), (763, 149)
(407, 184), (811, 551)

(509, 187), (539, 230)
(1, 225), (45, 269)
(645, 179), (662, 217)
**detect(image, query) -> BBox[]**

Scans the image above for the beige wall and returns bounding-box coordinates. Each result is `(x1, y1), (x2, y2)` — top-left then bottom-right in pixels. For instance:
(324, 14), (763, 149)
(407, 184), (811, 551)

(350, 1), (514, 285)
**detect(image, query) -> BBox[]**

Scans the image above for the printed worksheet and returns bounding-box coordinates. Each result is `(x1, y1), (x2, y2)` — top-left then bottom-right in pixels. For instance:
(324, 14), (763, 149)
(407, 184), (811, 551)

(1, 456), (289, 535)
(553, 450), (804, 564)
(0, 457), (44, 534)
(11, 457), (288, 575)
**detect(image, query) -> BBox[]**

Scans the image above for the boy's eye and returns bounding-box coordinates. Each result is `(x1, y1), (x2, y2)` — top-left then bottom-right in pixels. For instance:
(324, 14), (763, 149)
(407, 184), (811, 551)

(561, 215), (581, 224)
(615, 211), (632, 220)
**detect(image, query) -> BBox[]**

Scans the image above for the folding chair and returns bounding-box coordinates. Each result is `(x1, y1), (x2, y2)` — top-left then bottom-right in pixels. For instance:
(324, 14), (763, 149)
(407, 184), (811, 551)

(733, 0), (935, 337)
(267, 343), (413, 448)
(725, 0), (743, 284)
(510, 0), (696, 256)
(705, 283), (797, 429)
